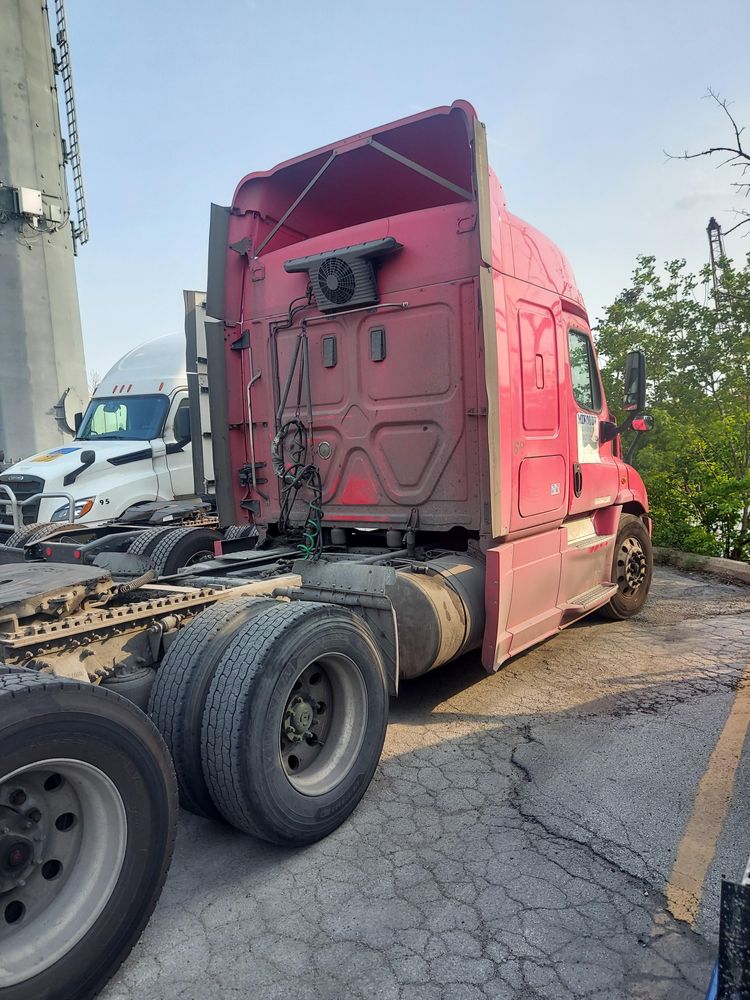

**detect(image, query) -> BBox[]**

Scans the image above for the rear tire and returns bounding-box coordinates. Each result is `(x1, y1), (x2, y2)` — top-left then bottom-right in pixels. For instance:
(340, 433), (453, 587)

(148, 526), (221, 576)
(126, 525), (181, 558)
(2, 523), (46, 548)
(201, 602), (388, 846)
(148, 597), (276, 818)
(599, 513), (653, 620)
(223, 524), (258, 543)
(0, 664), (29, 676)
(0, 672), (177, 1000)
(2, 522), (70, 549)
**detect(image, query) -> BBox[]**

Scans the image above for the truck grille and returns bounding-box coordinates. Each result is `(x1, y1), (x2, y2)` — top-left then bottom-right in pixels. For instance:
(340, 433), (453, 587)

(0, 475), (45, 526)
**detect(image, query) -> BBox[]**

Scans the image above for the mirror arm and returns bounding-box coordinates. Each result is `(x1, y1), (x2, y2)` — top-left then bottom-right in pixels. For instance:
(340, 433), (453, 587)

(625, 432), (646, 467)
(62, 449), (96, 488)
(600, 413), (634, 444)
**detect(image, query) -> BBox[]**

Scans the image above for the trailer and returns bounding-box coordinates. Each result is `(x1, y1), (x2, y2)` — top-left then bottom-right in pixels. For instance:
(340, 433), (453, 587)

(0, 101), (654, 999)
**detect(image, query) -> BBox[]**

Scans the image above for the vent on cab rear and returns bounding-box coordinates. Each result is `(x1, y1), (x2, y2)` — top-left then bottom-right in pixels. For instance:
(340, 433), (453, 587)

(284, 237), (402, 313)
(318, 257), (356, 305)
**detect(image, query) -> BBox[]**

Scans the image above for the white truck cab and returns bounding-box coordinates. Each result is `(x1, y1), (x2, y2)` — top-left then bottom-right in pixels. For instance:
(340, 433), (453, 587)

(0, 334), (194, 528)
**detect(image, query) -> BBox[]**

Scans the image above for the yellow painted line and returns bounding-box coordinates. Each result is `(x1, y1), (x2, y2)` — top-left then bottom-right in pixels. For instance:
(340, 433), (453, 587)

(665, 660), (750, 924)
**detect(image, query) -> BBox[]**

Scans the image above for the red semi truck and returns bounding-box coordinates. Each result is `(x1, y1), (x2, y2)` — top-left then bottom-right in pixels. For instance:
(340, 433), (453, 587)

(207, 99), (652, 670)
(0, 101), (652, 999)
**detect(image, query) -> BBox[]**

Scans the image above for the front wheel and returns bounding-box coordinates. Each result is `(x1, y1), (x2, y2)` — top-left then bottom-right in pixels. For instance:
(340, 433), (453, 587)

(599, 513), (653, 620)
(201, 602), (388, 845)
(0, 672), (177, 1000)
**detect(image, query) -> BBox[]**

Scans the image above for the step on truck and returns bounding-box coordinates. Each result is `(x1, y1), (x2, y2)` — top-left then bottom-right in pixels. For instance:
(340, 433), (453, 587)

(0, 101), (653, 1000)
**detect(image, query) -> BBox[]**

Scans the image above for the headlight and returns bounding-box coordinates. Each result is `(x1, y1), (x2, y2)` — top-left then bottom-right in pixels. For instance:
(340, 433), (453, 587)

(51, 497), (96, 522)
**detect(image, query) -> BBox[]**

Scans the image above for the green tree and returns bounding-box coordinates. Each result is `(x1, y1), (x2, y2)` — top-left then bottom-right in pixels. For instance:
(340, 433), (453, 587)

(596, 253), (750, 560)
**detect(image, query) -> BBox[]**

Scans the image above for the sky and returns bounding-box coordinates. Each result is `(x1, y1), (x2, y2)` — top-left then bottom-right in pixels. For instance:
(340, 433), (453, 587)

(66, 0), (750, 378)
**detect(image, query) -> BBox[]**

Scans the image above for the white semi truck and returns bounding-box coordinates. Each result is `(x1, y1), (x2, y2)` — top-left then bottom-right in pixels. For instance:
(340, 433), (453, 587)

(0, 333), (194, 530)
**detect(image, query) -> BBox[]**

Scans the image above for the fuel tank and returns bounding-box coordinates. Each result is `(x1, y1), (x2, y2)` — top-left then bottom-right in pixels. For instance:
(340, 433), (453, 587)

(392, 554), (485, 680)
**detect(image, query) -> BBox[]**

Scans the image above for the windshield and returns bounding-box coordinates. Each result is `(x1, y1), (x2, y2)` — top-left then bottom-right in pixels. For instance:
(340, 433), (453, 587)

(76, 394), (169, 441)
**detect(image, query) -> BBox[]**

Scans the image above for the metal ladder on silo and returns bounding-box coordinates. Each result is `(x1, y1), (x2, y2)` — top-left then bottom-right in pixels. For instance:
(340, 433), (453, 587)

(53, 0), (88, 247)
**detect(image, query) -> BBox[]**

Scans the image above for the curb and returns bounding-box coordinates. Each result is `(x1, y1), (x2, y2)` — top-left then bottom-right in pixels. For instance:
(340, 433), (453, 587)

(654, 547), (750, 586)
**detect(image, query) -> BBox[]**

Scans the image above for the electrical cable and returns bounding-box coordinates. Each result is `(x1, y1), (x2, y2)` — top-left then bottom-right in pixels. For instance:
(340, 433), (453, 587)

(270, 304), (324, 560)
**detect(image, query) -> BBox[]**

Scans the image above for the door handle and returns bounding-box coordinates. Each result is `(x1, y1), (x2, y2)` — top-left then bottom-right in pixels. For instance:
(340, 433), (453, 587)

(573, 463), (583, 498)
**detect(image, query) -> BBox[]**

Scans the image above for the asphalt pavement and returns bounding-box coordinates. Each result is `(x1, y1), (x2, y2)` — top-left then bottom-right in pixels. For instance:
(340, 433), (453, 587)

(102, 566), (750, 1000)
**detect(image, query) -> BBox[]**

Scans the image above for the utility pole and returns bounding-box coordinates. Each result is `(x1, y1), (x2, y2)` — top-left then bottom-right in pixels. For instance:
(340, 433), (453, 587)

(0, 0), (88, 462)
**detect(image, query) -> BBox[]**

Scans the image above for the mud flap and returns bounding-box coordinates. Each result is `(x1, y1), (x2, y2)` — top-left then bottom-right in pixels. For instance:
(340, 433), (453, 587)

(291, 560), (399, 694)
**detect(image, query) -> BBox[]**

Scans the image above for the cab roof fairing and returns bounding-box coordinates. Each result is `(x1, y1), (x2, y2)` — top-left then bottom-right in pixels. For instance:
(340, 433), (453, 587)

(226, 100), (585, 315)
(483, 162), (585, 313)
(231, 100), (479, 210)
(228, 102), (481, 261)
(94, 333), (187, 399)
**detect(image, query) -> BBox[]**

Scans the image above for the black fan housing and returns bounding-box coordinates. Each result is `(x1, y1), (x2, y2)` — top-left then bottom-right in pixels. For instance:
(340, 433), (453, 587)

(318, 257), (357, 305)
(284, 237), (402, 313)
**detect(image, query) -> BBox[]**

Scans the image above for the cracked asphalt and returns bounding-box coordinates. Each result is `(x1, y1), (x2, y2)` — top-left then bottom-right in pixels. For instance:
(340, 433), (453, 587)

(102, 567), (750, 1000)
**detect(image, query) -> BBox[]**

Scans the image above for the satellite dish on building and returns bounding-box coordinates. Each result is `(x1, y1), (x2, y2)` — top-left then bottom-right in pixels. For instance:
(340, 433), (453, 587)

(53, 386), (85, 436)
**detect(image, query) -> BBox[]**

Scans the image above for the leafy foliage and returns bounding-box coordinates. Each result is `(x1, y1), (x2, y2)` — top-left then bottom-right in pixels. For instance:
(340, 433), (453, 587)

(596, 253), (750, 560)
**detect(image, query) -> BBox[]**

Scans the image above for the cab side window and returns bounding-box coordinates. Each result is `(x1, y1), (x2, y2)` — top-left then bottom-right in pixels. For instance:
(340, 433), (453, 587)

(568, 330), (602, 412)
(172, 397), (191, 444)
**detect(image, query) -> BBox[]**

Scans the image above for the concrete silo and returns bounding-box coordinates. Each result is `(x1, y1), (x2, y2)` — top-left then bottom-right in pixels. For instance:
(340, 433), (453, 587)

(0, 0), (88, 461)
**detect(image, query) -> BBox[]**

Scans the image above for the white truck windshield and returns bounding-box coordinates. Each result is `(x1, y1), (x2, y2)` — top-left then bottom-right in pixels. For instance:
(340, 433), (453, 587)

(77, 395), (169, 441)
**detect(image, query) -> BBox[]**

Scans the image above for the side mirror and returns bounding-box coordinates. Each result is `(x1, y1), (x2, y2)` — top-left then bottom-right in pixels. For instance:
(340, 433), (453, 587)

(74, 411), (83, 433)
(80, 449), (96, 466)
(623, 350), (646, 412)
(631, 414), (654, 433)
(624, 413), (654, 465)
(173, 406), (191, 445)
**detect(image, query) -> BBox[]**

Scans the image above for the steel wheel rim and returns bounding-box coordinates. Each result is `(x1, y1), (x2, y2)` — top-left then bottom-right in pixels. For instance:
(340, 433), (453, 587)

(279, 653), (367, 797)
(183, 549), (214, 567)
(0, 758), (127, 986)
(616, 536), (647, 597)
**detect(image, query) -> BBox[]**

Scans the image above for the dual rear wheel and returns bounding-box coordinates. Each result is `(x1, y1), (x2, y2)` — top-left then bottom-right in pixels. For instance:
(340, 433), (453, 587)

(126, 525), (221, 576)
(149, 600), (389, 845)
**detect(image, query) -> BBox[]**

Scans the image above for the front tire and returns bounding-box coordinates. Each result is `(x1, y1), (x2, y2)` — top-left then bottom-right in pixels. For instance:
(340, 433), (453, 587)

(201, 602), (388, 846)
(599, 513), (653, 620)
(0, 672), (177, 1000)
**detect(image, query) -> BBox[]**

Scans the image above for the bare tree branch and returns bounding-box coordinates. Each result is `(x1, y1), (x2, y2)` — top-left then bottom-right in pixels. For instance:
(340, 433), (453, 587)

(724, 213), (750, 236)
(666, 89), (750, 240)
(709, 86), (746, 150)
(666, 90), (750, 166)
